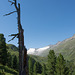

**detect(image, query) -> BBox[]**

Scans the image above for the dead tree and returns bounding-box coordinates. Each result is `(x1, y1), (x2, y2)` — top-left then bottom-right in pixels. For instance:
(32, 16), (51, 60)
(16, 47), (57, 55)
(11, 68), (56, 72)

(4, 0), (28, 75)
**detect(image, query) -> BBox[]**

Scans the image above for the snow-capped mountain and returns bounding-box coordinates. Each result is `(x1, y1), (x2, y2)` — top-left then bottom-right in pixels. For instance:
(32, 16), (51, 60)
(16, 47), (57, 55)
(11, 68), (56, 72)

(27, 46), (50, 55)
(27, 34), (75, 57)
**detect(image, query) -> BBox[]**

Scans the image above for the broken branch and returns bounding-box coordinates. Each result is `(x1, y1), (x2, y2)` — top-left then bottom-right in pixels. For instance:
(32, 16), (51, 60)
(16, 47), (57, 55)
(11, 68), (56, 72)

(8, 33), (19, 42)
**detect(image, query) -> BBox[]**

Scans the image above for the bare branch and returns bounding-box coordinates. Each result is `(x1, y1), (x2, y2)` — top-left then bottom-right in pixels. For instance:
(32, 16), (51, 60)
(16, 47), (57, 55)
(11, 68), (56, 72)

(9, 33), (19, 36)
(14, 0), (18, 11)
(8, 36), (16, 42)
(8, 0), (13, 3)
(8, 0), (18, 10)
(3, 11), (17, 16)
(8, 0), (15, 5)
(11, 2), (15, 5)
(8, 33), (19, 42)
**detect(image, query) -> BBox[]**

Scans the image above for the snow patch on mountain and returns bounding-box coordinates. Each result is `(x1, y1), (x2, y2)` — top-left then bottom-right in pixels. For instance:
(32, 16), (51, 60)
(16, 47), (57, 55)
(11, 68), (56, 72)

(37, 46), (50, 52)
(27, 48), (36, 54)
(27, 46), (50, 55)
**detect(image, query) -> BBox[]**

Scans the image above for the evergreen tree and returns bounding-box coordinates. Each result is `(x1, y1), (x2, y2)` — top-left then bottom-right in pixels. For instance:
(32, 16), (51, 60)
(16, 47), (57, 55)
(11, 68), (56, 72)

(17, 56), (19, 71)
(13, 55), (18, 70)
(55, 53), (66, 75)
(42, 64), (46, 75)
(72, 69), (75, 75)
(33, 62), (37, 75)
(28, 57), (33, 75)
(47, 50), (56, 75)
(7, 52), (12, 68)
(37, 62), (42, 74)
(66, 61), (75, 75)
(0, 34), (7, 65)
(65, 67), (71, 75)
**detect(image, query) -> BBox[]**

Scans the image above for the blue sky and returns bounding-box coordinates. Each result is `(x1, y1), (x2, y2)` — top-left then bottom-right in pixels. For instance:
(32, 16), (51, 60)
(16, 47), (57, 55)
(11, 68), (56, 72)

(0, 0), (75, 49)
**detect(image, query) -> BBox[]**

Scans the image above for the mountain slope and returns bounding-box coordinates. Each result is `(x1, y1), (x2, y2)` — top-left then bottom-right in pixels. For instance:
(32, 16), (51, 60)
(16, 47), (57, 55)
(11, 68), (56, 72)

(27, 34), (75, 64)
(6, 44), (19, 56)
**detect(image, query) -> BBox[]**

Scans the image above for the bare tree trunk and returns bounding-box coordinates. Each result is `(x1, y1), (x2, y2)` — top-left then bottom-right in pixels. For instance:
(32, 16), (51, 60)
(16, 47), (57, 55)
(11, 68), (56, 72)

(18, 3), (28, 75)
(6, 0), (29, 75)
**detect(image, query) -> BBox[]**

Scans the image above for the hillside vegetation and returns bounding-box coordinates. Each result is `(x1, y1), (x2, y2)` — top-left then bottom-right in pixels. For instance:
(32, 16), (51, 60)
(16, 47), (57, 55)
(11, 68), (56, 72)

(0, 64), (18, 75)
(6, 44), (19, 56)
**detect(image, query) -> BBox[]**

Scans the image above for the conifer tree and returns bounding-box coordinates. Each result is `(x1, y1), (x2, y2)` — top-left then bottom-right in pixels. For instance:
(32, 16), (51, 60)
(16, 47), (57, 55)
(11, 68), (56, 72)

(37, 62), (42, 74)
(0, 34), (7, 65)
(66, 61), (75, 75)
(55, 53), (66, 75)
(7, 52), (12, 68)
(42, 64), (46, 75)
(28, 57), (33, 75)
(33, 62), (37, 75)
(17, 56), (19, 71)
(13, 55), (18, 70)
(47, 50), (56, 75)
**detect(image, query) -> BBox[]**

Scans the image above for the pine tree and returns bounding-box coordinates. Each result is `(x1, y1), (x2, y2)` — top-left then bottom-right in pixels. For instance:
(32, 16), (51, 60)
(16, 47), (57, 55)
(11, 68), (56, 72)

(33, 62), (37, 75)
(66, 61), (75, 75)
(37, 62), (42, 74)
(13, 55), (18, 70)
(72, 69), (75, 75)
(17, 56), (19, 71)
(7, 52), (12, 68)
(28, 57), (33, 75)
(47, 50), (56, 75)
(42, 64), (46, 75)
(55, 53), (66, 75)
(0, 34), (7, 65)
